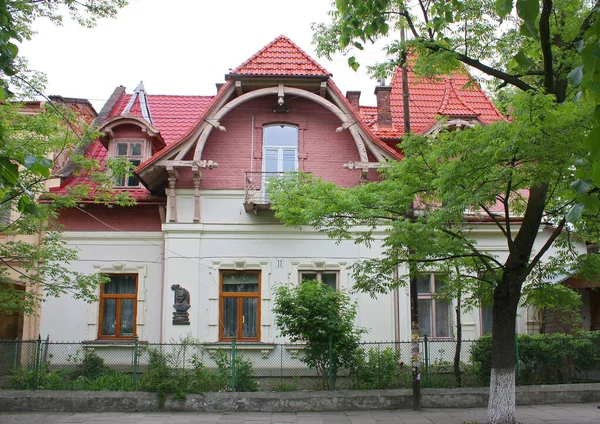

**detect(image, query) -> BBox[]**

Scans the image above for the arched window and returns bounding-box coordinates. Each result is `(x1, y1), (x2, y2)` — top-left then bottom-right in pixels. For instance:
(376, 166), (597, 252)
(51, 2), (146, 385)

(262, 124), (298, 174)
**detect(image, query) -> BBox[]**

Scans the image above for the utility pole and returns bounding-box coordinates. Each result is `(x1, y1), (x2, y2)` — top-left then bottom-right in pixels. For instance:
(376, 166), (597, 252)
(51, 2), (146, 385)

(400, 23), (421, 411)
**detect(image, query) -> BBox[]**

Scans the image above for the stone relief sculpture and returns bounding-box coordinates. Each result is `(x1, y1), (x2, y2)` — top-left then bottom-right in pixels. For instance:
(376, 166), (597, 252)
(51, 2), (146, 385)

(171, 284), (190, 325)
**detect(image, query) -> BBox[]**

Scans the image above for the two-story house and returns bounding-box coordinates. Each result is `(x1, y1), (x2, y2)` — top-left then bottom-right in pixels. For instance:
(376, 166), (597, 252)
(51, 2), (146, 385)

(40, 35), (585, 345)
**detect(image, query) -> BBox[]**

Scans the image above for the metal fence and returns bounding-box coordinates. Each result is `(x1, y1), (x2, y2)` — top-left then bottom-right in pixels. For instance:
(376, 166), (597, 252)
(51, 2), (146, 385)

(1, 335), (599, 392)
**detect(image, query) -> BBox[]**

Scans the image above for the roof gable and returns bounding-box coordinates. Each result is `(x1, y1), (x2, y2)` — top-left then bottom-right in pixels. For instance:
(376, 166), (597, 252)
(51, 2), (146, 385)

(228, 35), (331, 78)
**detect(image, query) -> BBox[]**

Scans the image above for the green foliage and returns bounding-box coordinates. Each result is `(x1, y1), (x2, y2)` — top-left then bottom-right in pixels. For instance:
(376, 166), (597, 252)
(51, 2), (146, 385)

(273, 280), (365, 389)
(214, 350), (258, 392)
(73, 350), (109, 379)
(470, 332), (600, 385)
(350, 347), (404, 389)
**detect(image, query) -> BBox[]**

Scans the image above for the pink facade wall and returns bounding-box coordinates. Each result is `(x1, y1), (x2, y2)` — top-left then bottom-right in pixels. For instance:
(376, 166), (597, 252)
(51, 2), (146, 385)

(182, 96), (375, 190)
(56, 205), (162, 231)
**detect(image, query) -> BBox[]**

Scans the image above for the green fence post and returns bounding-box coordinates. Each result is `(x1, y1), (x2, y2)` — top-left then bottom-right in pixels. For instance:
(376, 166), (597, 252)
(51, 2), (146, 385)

(33, 335), (41, 390)
(231, 337), (237, 392)
(13, 338), (19, 369)
(515, 333), (521, 384)
(424, 335), (429, 388)
(132, 336), (139, 391)
(328, 336), (333, 391)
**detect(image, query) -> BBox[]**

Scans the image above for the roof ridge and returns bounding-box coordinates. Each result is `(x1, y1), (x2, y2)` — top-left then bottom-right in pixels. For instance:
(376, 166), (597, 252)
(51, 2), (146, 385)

(230, 35), (331, 77)
(437, 77), (478, 117)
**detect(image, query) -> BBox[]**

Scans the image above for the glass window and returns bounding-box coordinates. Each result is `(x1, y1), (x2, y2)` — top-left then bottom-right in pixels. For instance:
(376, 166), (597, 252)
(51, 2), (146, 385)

(262, 125), (298, 175)
(300, 271), (337, 291)
(114, 141), (143, 187)
(99, 274), (137, 339)
(220, 271), (260, 341)
(417, 274), (452, 338)
(481, 305), (493, 335)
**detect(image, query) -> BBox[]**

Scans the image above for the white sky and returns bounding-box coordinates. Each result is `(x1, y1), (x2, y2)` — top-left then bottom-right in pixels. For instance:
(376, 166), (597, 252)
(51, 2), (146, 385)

(20, 0), (394, 113)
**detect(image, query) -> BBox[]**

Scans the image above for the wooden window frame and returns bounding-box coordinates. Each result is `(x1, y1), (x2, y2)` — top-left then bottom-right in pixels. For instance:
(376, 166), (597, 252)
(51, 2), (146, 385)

(112, 140), (145, 187)
(98, 274), (138, 340)
(299, 271), (338, 290)
(219, 270), (261, 342)
(417, 273), (452, 339)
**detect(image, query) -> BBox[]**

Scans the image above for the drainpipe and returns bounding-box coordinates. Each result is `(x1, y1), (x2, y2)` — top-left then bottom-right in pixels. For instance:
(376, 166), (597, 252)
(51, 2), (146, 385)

(159, 205), (167, 343)
(393, 267), (400, 343)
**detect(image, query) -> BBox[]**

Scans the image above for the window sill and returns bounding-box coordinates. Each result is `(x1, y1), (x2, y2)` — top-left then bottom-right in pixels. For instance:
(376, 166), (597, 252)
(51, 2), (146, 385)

(83, 339), (147, 347)
(205, 342), (276, 359)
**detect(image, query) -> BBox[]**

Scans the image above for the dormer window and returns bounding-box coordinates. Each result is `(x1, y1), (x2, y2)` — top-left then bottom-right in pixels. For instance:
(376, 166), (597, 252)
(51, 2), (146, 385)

(263, 124), (298, 174)
(114, 141), (144, 187)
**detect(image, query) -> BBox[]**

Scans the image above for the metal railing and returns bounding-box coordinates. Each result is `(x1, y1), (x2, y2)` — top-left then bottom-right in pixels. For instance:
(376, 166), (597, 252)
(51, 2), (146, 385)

(244, 171), (290, 205)
(1, 335), (598, 392)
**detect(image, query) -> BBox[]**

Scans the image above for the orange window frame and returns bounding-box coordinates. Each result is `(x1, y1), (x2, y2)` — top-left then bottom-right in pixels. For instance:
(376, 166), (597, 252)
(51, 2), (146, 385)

(219, 270), (261, 342)
(98, 274), (138, 340)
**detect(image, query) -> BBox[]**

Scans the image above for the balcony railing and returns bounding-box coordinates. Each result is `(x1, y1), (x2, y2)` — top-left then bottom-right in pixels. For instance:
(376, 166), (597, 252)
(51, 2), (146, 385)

(244, 171), (288, 213)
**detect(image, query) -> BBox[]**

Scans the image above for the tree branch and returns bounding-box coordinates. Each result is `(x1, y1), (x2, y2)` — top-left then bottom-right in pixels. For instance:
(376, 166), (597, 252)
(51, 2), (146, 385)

(525, 217), (566, 276)
(540, 0), (555, 95)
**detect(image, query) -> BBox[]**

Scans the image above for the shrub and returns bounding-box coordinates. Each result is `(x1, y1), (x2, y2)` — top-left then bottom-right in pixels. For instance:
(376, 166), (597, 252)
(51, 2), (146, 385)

(73, 350), (109, 379)
(214, 350), (258, 392)
(351, 347), (404, 389)
(273, 280), (365, 389)
(470, 332), (600, 385)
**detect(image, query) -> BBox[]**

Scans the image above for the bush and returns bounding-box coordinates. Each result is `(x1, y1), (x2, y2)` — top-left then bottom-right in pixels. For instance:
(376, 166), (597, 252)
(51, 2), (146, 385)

(470, 332), (600, 385)
(273, 280), (365, 389)
(73, 350), (108, 379)
(351, 347), (404, 389)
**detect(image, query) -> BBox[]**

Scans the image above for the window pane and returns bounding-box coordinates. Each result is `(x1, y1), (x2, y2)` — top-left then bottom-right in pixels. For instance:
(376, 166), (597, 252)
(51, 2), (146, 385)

(418, 299), (432, 337)
(222, 273), (259, 293)
(481, 305), (493, 335)
(120, 299), (135, 336)
(300, 273), (318, 282)
(242, 298), (258, 338)
(130, 143), (142, 156)
(103, 275), (136, 294)
(321, 273), (337, 290)
(263, 149), (278, 174)
(222, 298), (238, 338)
(282, 149), (297, 172)
(435, 301), (451, 337)
(101, 299), (117, 336)
(434, 275), (447, 293)
(417, 275), (431, 294)
(263, 125), (298, 147)
(116, 143), (128, 156)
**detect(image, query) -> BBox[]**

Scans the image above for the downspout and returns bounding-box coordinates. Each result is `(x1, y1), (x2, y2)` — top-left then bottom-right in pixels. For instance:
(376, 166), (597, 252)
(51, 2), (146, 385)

(393, 267), (400, 343)
(250, 115), (255, 173)
(159, 205), (167, 343)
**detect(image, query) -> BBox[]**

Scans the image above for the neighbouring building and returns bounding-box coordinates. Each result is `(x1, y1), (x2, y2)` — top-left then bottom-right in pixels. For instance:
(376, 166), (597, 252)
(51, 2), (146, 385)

(40, 35), (588, 345)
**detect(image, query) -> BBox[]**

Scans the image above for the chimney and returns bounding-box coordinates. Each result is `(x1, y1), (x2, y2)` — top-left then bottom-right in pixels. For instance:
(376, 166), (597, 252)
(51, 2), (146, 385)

(346, 91), (361, 110)
(375, 85), (392, 128)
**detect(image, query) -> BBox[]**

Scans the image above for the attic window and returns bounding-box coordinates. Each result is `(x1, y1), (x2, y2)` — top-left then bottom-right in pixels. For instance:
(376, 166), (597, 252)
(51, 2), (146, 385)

(114, 141), (143, 187)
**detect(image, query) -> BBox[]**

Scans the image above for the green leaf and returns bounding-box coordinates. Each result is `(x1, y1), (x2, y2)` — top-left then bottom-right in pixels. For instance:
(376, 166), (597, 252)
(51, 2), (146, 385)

(336, 0), (348, 13)
(495, 0), (513, 19)
(0, 157), (18, 185)
(348, 56), (360, 71)
(568, 66), (584, 87)
(570, 179), (593, 195)
(575, 39), (584, 52)
(593, 160), (600, 187)
(566, 203), (584, 223)
(513, 51), (534, 70)
(520, 20), (539, 39)
(516, 0), (539, 22)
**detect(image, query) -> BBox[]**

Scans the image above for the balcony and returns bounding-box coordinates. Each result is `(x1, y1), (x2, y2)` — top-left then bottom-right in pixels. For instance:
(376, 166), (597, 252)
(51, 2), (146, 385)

(244, 171), (286, 214)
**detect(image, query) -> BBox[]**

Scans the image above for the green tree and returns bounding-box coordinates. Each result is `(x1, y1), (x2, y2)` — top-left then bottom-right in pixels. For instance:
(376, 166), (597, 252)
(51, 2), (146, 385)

(268, 91), (600, 422)
(273, 279), (365, 389)
(0, 0), (129, 317)
(309, 2), (600, 422)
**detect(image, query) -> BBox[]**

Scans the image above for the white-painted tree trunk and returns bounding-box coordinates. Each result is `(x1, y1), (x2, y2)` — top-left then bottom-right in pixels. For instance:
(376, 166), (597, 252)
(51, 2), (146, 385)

(487, 367), (516, 424)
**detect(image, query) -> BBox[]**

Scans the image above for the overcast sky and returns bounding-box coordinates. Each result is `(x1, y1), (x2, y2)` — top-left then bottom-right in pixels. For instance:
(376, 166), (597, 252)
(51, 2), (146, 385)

(20, 0), (393, 113)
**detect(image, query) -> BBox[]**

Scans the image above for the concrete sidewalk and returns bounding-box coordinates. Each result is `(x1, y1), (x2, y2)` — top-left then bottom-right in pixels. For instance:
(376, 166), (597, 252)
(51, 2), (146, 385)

(1, 403), (599, 424)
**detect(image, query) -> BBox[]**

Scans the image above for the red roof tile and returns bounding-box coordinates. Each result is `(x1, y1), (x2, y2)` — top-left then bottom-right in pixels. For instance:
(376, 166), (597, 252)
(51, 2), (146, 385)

(229, 35), (331, 78)
(54, 93), (214, 202)
(362, 67), (505, 139)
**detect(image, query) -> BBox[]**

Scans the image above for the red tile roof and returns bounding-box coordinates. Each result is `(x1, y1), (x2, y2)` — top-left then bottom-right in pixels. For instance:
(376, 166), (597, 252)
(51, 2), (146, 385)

(53, 93), (214, 202)
(109, 94), (213, 144)
(229, 35), (331, 78)
(362, 67), (505, 139)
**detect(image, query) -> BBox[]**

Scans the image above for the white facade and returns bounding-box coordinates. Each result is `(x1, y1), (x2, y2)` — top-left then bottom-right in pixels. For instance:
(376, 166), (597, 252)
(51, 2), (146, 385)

(40, 190), (584, 343)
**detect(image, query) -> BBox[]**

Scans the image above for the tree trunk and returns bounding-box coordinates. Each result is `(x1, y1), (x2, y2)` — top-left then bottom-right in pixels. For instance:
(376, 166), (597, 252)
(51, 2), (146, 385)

(487, 278), (522, 424)
(454, 294), (462, 387)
